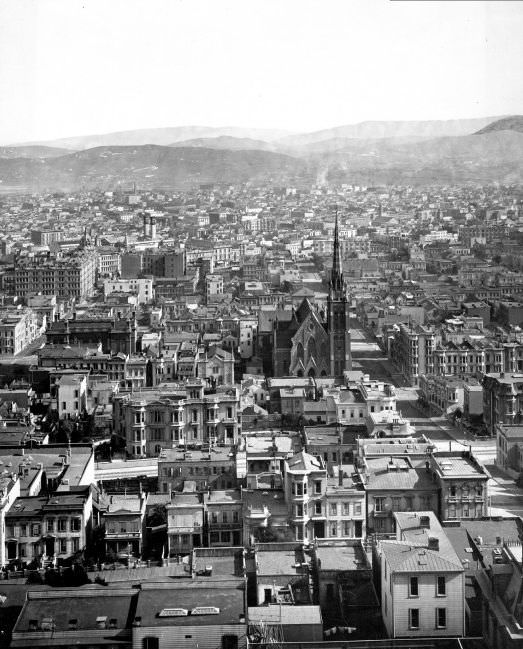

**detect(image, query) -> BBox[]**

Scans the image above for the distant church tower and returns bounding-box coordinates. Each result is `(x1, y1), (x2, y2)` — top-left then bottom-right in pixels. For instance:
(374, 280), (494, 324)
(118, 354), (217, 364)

(327, 211), (352, 377)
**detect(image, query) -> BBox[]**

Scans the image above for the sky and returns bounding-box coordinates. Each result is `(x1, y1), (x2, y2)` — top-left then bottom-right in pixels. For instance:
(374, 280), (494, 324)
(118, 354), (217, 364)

(0, 0), (522, 144)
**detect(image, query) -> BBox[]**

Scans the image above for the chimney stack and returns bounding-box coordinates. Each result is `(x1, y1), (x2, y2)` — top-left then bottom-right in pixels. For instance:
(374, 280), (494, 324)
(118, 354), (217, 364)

(420, 515), (430, 529)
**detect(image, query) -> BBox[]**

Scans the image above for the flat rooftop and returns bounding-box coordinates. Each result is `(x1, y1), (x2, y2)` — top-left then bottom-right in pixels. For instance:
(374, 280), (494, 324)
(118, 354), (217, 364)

(135, 581), (245, 627)
(314, 543), (369, 572)
(255, 545), (306, 577)
(14, 588), (137, 634)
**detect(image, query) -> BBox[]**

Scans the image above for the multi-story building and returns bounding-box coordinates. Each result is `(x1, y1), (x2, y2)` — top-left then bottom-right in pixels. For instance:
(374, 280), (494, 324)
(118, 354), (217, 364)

(475, 540), (523, 649)
(103, 278), (154, 304)
(46, 314), (138, 355)
(205, 274), (224, 303)
(10, 588), (138, 649)
(0, 307), (41, 356)
(433, 339), (504, 377)
(359, 456), (437, 535)
(30, 229), (62, 246)
(4, 487), (93, 566)
(158, 447), (237, 494)
(196, 346), (235, 386)
(429, 451), (490, 521)
(284, 451), (327, 541)
(204, 489), (242, 547)
(14, 250), (97, 299)
(312, 540), (380, 638)
(97, 249), (121, 277)
(0, 473), (20, 567)
(132, 581), (247, 649)
(483, 372), (523, 435)
(166, 493), (204, 554)
(113, 381), (241, 457)
(103, 493), (147, 559)
(27, 293), (58, 326)
(496, 423), (523, 473)
(388, 323), (439, 386)
(323, 470), (365, 539)
(379, 511), (465, 638)
(56, 373), (87, 419)
(38, 345), (147, 390)
(419, 375), (467, 414)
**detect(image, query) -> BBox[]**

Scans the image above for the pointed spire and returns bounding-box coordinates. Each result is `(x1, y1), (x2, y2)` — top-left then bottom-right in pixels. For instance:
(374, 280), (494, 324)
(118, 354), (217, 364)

(330, 206), (344, 292)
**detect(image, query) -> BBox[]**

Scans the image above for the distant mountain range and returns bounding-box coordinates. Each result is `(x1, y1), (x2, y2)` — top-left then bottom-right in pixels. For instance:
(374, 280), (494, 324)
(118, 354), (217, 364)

(13, 126), (292, 151)
(0, 116), (521, 191)
(278, 116), (504, 148)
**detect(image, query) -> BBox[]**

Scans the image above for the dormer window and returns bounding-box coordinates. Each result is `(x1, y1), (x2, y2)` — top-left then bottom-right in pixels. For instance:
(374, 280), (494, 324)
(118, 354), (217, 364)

(68, 618), (78, 630)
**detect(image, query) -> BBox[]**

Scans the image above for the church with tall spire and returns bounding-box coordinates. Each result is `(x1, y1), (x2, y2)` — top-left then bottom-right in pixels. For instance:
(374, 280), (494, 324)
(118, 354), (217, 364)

(258, 210), (352, 379)
(327, 210), (352, 377)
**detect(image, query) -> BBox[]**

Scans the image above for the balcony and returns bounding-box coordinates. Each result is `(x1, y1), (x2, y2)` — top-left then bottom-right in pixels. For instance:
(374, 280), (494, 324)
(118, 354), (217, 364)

(291, 493), (309, 502)
(290, 513), (309, 523)
(105, 531), (142, 539)
(208, 521), (242, 530)
(373, 510), (391, 517)
(246, 506), (270, 521)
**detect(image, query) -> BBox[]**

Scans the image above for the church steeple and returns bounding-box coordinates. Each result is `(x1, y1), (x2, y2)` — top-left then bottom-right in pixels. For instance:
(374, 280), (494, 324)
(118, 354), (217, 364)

(327, 206), (352, 378)
(330, 208), (344, 293)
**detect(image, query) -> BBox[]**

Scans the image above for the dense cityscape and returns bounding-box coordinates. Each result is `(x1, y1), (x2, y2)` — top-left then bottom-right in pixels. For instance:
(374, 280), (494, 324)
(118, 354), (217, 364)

(0, 177), (521, 649)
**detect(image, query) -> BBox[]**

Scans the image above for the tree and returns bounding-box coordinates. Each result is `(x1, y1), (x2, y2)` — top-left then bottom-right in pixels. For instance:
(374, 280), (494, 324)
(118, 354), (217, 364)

(147, 505), (167, 528)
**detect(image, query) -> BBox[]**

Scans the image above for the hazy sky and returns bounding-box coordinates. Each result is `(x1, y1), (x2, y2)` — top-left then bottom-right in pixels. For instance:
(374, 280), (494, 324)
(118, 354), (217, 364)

(0, 0), (522, 144)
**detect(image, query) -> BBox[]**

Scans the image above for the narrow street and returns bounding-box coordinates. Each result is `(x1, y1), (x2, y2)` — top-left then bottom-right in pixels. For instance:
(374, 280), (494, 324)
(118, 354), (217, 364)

(351, 326), (523, 520)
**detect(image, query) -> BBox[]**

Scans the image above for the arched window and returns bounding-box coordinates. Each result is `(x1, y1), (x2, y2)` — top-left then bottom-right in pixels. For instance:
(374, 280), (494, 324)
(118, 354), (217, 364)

(296, 342), (304, 362)
(307, 337), (317, 360)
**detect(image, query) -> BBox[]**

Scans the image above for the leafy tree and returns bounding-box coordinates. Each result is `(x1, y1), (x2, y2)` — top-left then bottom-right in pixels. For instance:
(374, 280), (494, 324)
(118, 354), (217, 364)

(147, 505), (167, 528)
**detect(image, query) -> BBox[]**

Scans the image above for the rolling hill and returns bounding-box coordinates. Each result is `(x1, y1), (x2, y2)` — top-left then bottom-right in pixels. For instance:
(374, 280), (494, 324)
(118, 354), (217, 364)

(475, 115), (523, 135)
(169, 136), (276, 151)
(0, 145), (72, 159)
(314, 130), (523, 185)
(1, 117), (522, 191)
(0, 145), (308, 192)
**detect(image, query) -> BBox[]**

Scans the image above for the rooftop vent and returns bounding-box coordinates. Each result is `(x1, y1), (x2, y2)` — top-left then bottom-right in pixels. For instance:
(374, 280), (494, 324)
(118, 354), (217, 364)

(191, 607), (220, 616)
(28, 620), (38, 632)
(41, 618), (54, 631)
(159, 608), (188, 617)
(133, 616), (142, 627)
